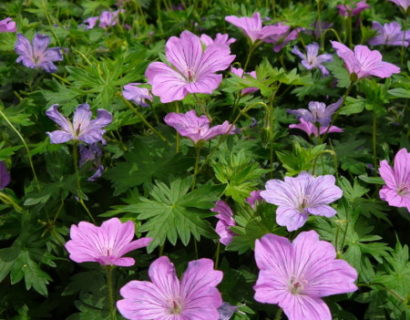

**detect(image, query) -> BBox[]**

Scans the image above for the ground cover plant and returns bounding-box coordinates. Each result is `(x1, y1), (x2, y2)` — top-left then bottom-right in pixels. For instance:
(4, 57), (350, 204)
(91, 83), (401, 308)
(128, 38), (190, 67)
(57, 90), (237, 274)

(0, 0), (409, 319)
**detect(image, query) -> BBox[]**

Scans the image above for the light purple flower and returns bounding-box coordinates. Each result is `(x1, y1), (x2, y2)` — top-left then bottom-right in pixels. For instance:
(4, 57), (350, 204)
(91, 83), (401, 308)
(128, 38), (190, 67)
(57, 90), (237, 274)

(15, 34), (63, 73)
(291, 43), (332, 75)
(123, 83), (153, 107)
(289, 118), (343, 137)
(0, 161), (11, 190)
(117, 256), (223, 320)
(164, 110), (236, 144)
(65, 217), (152, 267)
(379, 148), (410, 212)
(246, 190), (263, 209)
(369, 21), (410, 47)
(254, 230), (358, 320)
(46, 104), (112, 144)
(145, 31), (235, 103)
(337, 1), (369, 17)
(260, 172), (343, 231)
(331, 41), (400, 79)
(99, 10), (123, 28)
(84, 16), (99, 29)
(389, 0), (410, 10)
(218, 302), (237, 320)
(288, 99), (342, 127)
(200, 33), (236, 48)
(231, 67), (258, 94)
(211, 200), (236, 246)
(225, 12), (273, 43)
(0, 18), (16, 32)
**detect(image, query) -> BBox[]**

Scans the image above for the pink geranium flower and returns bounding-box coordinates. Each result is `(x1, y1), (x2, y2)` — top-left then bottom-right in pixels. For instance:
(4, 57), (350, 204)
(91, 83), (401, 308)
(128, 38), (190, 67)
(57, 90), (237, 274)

(225, 12), (273, 43)
(231, 67), (258, 94)
(145, 31), (235, 103)
(379, 148), (410, 212)
(65, 218), (152, 267)
(254, 231), (358, 320)
(200, 33), (236, 47)
(117, 256), (223, 320)
(0, 18), (16, 32)
(260, 172), (343, 231)
(289, 118), (343, 137)
(331, 41), (400, 79)
(337, 1), (369, 17)
(246, 190), (263, 209)
(389, 0), (410, 10)
(211, 200), (236, 245)
(164, 110), (236, 144)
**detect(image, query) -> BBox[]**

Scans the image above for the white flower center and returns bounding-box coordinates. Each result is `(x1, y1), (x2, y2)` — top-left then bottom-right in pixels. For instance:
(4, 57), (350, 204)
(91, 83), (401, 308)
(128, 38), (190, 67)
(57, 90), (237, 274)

(167, 298), (184, 315)
(288, 276), (306, 295)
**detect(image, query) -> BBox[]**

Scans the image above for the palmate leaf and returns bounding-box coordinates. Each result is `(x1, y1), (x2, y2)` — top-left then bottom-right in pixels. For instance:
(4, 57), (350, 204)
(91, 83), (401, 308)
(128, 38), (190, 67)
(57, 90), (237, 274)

(133, 178), (223, 252)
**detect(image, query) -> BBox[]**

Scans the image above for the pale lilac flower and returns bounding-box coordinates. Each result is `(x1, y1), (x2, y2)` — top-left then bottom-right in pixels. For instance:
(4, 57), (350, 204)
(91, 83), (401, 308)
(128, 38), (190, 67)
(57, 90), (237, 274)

(65, 217), (152, 266)
(164, 110), (236, 144)
(331, 41), (400, 79)
(260, 172), (343, 231)
(337, 1), (369, 17)
(211, 200), (236, 246)
(46, 104), (112, 144)
(225, 12), (274, 43)
(200, 33), (236, 48)
(15, 34), (63, 73)
(123, 83), (153, 107)
(145, 31), (235, 103)
(117, 256), (223, 319)
(231, 67), (258, 94)
(379, 148), (410, 212)
(99, 10), (123, 28)
(84, 16), (99, 29)
(289, 118), (343, 137)
(254, 231), (358, 320)
(218, 303), (237, 320)
(288, 99), (342, 127)
(291, 43), (332, 75)
(0, 161), (11, 190)
(389, 0), (410, 10)
(246, 190), (263, 209)
(369, 22), (410, 47)
(0, 18), (16, 32)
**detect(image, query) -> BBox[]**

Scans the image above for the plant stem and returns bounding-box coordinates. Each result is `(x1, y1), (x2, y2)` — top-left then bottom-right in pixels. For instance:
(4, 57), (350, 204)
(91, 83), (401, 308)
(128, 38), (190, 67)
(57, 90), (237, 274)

(372, 112), (377, 168)
(0, 108), (40, 190)
(243, 41), (259, 71)
(105, 266), (117, 320)
(274, 308), (283, 320)
(214, 242), (221, 269)
(0, 192), (23, 212)
(191, 145), (201, 189)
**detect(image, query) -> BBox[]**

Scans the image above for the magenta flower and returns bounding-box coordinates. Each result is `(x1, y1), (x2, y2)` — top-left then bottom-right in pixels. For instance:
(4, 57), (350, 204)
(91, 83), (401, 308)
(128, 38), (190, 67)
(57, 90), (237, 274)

(389, 0), (410, 10)
(231, 67), (258, 94)
(291, 43), (332, 75)
(225, 12), (273, 43)
(260, 172), (343, 231)
(0, 18), (16, 32)
(46, 104), (112, 144)
(0, 161), (11, 190)
(289, 118), (343, 137)
(145, 31), (235, 103)
(164, 110), (236, 144)
(117, 256), (223, 320)
(379, 148), (410, 212)
(288, 99), (342, 127)
(331, 41), (400, 79)
(65, 218), (152, 267)
(123, 83), (153, 107)
(246, 190), (263, 209)
(211, 200), (236, 246)
(254, 231), (358, 320)
(337, 1), (369, 17)
(200, 33), (236, 48)
(15, 34), (63, 73)
(369, 22), (410, 47)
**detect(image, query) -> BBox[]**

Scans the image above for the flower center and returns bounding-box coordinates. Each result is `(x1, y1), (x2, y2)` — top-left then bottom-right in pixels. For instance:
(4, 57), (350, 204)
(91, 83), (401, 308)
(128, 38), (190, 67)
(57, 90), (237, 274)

(167, 298), (183, 315)
(186, 69), (196, 82)
(298, 197), (309, 211)
(288, 276), (306, 295)
(397, 185), (409, 196)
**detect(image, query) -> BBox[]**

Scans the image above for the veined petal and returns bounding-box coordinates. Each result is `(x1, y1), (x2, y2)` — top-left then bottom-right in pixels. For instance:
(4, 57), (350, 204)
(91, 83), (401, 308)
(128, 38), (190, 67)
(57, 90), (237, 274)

(46, 104), (73, 132)
(73, 103), (92, 134)
(148, 256), (180, 298)
(281, 295), (332, 320)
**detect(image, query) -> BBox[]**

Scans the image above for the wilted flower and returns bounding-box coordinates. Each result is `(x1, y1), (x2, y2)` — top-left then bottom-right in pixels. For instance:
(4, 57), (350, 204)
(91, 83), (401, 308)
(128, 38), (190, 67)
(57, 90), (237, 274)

(211, 200), (236, 245)
(123, 83), (153, 107)
(263, 23), (303, 52)
(260, 172), (343, 231)
(46, 104), (112, 144)
(389, 0), (410, 10)
(200, 33), (236, 47)
(117, 256), (223, 320)
(331, 41), (400, 79)
(146, 31), (235, 103)
(337, 0), (369, 17)
(79, 144), (104, 181)
(369, 21), (410, 47)
(308, 20), (333, 39)
(379, 148), (410, 212)
(218, 303), (237, 320)
(0, 18), (16, 32)
(289, 118), (343, 137)
(246, 190), (263, 209)
(15, 34), (63, 73)
(65, 217), (152, 266)
(254, 231), (358, 320)
(0, 161), (11, 190)
(231, 67), (258, 94)
(164, 110), (236, 144)
(291, 43), (332, 75)
(288, 99), (342, 127)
